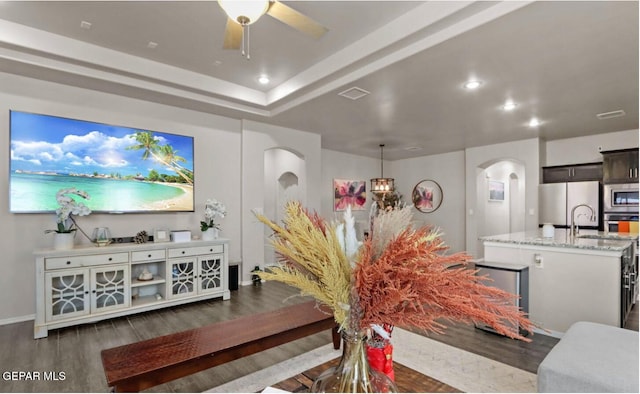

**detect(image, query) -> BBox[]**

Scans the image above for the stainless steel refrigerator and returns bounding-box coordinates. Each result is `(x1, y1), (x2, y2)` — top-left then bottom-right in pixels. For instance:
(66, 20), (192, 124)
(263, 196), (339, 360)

(539, 181), (600, 228)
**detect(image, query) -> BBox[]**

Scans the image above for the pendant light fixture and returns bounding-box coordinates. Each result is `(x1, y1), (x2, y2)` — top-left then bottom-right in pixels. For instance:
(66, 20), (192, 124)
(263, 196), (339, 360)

(370, 144), (394, 196)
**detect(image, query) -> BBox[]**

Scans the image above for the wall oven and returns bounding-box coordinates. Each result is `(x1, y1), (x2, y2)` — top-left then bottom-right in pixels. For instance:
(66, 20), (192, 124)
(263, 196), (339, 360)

(604, 183), (639, 213)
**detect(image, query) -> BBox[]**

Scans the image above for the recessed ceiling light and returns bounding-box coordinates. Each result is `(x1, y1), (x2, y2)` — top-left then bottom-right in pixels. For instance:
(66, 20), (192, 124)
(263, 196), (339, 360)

(404, 146), (423, 151)
(258, 75), (270, 85)
(80, 21), (92, 30)
(528, 118), (541, 127)
(147, 41), (158, 49)
(213, 60), (223, 66)
(463, 80), (482, 90)
(502, 101), (517, 111)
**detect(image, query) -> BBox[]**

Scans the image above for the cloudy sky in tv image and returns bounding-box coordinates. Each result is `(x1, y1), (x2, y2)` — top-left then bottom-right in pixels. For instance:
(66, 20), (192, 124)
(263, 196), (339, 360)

(10, 111), (194, 176)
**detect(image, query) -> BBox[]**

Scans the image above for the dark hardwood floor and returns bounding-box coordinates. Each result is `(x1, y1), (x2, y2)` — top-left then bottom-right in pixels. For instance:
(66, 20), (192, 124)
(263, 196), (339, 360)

(0, 281), (636, 392)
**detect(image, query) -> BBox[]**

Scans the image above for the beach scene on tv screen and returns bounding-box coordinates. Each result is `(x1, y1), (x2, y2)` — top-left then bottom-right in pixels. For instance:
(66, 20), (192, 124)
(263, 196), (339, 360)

(9, 111), (194, 212)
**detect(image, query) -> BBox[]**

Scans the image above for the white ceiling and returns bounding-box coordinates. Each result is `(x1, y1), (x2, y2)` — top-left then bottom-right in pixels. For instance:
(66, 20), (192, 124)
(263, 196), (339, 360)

(0, 1), (637, 160)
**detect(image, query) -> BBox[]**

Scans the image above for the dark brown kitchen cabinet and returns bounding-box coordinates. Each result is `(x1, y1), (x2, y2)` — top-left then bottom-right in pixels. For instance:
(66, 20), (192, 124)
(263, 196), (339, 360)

(542, 162), (603, 183)
(602, 148), (639, 184)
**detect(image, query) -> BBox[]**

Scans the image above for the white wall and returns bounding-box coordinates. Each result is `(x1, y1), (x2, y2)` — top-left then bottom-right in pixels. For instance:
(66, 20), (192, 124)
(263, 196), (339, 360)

(320, 149), (468, 254)
(241, 120), (321, 283)
(390, 151), (467, 253)
(0, 72), (243, 323)
(544, 129), (638, 166)
(320, 149), (382, 234)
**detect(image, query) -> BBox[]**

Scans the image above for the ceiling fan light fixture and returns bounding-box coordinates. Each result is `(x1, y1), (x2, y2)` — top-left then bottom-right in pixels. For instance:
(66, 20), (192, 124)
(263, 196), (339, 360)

(218, 0), (269, 25)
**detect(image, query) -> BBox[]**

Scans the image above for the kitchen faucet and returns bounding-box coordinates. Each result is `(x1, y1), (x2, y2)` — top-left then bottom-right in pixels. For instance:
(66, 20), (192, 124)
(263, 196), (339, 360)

(570, 204), (596, 236)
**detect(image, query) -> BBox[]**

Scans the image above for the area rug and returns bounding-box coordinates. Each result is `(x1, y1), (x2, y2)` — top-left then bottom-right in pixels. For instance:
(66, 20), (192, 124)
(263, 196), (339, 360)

(206, 328), (536, 393)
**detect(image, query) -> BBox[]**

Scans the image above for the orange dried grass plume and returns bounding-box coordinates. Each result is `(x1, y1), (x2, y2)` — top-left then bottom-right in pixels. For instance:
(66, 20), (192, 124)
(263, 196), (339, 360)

(354, 227), (534, 341)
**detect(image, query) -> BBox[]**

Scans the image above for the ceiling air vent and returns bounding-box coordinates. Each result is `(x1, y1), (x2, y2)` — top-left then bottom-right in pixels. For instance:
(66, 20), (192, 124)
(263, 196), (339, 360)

(338, 87), (370, 100)
(596, 110), (626, 120)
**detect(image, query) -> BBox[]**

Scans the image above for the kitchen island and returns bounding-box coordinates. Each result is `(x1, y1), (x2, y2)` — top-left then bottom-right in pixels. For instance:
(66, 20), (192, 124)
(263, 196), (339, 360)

(481, 229), (636, 336)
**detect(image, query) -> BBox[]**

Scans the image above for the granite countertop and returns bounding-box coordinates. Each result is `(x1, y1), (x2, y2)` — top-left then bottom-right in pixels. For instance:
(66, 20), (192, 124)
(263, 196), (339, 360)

(480, 229), (637, 252)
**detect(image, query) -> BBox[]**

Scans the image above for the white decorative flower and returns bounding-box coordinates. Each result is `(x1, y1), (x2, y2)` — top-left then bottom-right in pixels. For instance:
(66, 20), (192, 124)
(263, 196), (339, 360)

(48, 188), (91, 233)
(201, 198), (227, 231)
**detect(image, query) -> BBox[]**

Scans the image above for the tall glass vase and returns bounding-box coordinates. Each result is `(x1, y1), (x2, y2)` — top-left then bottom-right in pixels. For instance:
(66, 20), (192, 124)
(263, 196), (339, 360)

(311, 330), (398, 393)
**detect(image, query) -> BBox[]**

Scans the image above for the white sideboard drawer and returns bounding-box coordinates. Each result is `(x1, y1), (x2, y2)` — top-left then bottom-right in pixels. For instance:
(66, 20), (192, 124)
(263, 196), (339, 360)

(45, 252), (129, 270)
(168, 245), (224, 258)
(131, 250), (166, 262)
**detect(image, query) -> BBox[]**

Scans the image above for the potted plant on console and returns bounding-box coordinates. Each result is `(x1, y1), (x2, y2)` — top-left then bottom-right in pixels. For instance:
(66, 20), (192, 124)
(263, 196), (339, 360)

(45, 188), (92, 250)
(200, 198), (226, 241)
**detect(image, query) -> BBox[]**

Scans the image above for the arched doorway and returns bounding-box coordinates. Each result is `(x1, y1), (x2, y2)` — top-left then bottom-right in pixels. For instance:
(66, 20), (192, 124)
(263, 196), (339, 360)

(474, 159), (526, 256)
(263, 148), (306, 266)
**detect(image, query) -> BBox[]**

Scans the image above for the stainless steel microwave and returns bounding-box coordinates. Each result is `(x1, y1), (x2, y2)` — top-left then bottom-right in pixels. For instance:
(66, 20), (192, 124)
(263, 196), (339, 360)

(604, 183), (639, 212)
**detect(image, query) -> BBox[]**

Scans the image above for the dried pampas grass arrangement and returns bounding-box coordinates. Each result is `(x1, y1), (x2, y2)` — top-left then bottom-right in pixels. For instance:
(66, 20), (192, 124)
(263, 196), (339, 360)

(255, 201), (533, 341)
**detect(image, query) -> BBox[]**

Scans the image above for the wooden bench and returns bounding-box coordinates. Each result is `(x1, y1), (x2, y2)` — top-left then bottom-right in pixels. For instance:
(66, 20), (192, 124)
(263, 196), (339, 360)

(101, 301), (340, 392)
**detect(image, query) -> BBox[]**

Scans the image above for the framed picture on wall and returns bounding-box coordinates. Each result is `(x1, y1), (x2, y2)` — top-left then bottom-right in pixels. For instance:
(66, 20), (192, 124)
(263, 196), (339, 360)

(488, 180), (505, 201)
(412, 179), (443, 213)
(333, 179), (367, 211)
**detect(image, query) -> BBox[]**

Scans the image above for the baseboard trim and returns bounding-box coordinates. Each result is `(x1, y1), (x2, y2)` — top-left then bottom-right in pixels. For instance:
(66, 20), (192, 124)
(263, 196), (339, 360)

(0, 314), (35, 326)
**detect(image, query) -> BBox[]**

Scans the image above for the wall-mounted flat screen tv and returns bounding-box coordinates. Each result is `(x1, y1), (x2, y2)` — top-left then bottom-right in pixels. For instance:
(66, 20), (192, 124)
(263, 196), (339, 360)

(10, 110), (195, 213)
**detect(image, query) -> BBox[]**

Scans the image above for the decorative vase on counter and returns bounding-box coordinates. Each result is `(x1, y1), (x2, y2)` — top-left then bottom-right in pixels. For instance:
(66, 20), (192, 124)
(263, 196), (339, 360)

(92, 227), (113, 246)
(310, 329), (398, 393)
(53, 232), (75, 250)
(542, 223), (555, 238)
(202, 228), (219, 241)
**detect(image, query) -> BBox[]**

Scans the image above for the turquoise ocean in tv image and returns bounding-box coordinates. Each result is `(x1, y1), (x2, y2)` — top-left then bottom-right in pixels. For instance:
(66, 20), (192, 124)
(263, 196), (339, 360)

(10, 173), (186, 212)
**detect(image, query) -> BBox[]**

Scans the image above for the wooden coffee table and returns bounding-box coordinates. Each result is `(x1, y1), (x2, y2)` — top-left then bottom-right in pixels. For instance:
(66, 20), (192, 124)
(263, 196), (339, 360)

(270, 357), (462, 393)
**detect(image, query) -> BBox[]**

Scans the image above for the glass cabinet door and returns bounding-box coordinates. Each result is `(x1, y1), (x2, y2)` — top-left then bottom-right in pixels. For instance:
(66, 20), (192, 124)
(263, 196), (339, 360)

(169, 259), (197, 298)
(199, 255), (223, 294)
(91, 265), (129, 313)
(45, 269), (90, 322)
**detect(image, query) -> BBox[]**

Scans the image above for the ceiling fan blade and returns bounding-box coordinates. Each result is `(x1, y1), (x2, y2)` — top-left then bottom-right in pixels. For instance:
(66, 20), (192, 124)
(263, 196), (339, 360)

(223, 18), (242, 49)
(267, 1), (328, 39)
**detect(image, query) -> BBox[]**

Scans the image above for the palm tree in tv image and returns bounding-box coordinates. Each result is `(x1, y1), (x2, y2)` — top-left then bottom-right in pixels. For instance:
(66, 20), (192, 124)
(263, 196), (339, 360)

(127, 131), (193, 185)
(158, 144), (193, 184)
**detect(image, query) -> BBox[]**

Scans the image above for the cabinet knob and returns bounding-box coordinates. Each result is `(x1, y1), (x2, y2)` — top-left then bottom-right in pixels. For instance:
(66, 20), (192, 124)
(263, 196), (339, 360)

(108, 257), (112, 261)
(148, 254), (152, 258)
(92, 290), (97, 294)
(209, 249), (213, 252)
(182, 251), (185, 254)
(66, 261), (71, 265)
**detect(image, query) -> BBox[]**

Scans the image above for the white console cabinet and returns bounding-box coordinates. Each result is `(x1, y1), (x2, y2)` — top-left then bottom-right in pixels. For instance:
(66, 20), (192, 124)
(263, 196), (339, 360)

(34, 239), (230, 339)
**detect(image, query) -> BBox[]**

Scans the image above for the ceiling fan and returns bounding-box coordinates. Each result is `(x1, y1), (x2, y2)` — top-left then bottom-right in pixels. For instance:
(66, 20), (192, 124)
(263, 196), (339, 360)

(218, 0), (328, 59)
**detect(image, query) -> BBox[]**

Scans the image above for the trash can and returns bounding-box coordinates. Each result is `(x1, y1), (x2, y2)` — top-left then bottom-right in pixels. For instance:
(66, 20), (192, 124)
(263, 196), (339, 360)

(228, 263), (239, 291)
(474, 260), (529, 336)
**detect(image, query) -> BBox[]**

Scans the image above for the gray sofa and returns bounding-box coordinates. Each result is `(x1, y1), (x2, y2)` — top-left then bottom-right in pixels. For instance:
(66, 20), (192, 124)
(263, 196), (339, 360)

(537, 321), (639, 393)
